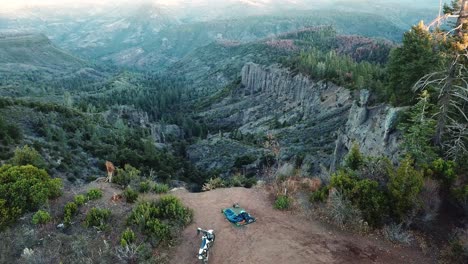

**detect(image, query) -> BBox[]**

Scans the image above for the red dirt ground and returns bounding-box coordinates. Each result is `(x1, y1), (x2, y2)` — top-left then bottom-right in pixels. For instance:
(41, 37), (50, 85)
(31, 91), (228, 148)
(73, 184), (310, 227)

(170, 187), (433, 264)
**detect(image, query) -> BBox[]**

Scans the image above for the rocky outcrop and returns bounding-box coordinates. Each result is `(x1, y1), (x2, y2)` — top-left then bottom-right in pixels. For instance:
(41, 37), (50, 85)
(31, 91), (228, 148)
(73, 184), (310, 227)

(105, 106), (184, 146)
(330, 90), (403, 171)
(193, 63), (403, 176)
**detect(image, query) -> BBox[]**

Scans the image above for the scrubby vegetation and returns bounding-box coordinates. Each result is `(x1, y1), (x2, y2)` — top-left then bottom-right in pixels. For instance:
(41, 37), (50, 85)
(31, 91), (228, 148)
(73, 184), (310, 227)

(274, 195), (292, 210)
(153, 183), (170, 194)
(123, 188), (139, 203)
(0, 164), (62, 229)
(86, 188), (103, 200)
(32, 210), (52, 225)
(84, 208), (111, 230)
(127, 195), (193, 245)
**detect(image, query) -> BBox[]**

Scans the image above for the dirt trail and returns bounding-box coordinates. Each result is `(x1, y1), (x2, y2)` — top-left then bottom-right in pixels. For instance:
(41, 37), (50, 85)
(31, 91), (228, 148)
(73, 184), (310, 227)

(170, 187), (432, 264)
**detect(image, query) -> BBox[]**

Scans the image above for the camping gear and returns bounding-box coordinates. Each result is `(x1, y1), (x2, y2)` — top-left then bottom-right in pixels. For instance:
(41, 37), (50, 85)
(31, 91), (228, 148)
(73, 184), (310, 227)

(222, 205), (256, 226)
(197, 227), (215, 263)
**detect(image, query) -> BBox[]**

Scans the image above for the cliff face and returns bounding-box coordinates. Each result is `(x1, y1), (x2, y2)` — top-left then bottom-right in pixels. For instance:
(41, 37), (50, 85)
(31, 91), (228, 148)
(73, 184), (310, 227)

(330, 90), (403, 171)
(190, 63), (402, 176)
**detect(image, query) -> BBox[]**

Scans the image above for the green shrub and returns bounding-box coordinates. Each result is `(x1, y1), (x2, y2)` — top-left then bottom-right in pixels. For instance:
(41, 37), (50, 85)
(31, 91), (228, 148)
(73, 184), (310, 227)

(330, 170), (388, 227)
(310, 186), (329, 202)
(87, 189), (103, 200)
(139, 181), (152, 193)
(0, 164), (62, 229)
(127, 196), (193, 243)
(351, 179), (388, 227)
(120, 228), (136, 247)
(74, 195), (87, 206)
(84, 208), (111, 230)
(344, 143), (363, 171)
(10, 145), (46, 169)
(330, 170), (358, 197)
(114, 164), (141, 187)
(388, 157), (424, 220)
(202, 177), (225, 191)
(64, 202), (78, 226)
(153, 183), (169, 194)
(154, 195), (193, 224)
(32, 210), (52, 225)
(429, 158), (457, 187)
(123, 188), (139, 203)
(234, 155), (256, 168)
(274, 195), (291, 210)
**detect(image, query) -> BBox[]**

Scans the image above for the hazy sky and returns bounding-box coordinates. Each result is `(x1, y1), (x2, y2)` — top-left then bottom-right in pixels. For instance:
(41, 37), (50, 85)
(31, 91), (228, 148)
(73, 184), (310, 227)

(0, 0), (446, 10)
(1, 0), (183, 9)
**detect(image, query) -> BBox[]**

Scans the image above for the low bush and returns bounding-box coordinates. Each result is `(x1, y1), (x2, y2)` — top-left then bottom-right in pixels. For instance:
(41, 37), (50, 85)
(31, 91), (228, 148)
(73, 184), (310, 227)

(429, 158), (457, 187)
(382, 223), (412, 245)
(139, 181), (152, 193)
(440, 228), (468, 264)
(344, 143), (364, 171)
(127, 195), (193, 244)
(114, 164), (140, 188)
(0, 164), (62, 229)
(87, 189), (103, 200)
(310, 186), (329, 202)
(10, 145), (46, 169)
(84, 208), (111, 230)
(227, 174), (256, 188)
(274, 195), (291, 210)
(388, 157), (423, 220)
(153, 183), (169, 194)
(32, 210), (52, 225)
(120, 228), (136, 247)
(327, 189), (364, 230)
(202, 177), (225, 191)
(276, 163), (295, 178)
(123, 188), (139, 203)
(64, 202), (78, 226)
(74, 194), (87, 206)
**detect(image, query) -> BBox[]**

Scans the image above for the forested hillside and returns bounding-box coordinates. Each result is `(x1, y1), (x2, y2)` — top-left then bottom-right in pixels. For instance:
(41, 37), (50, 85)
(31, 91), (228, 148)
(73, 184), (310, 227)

(0, 1), (466, 263)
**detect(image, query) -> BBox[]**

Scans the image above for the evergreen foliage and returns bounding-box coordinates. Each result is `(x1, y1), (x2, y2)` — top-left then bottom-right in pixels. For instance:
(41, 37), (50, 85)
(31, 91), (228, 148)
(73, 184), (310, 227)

(32, 210), (52, 225)
(344, 143), (364, 171)
(0, 164), (62, 229)
(10, 145), (46, 169)
(398, 91), (438, 164)
(386, 22), (443, 105)
(388, 157), (424, 220)
(127, 196), (193, 245)
(86, 189), (103, 200)
(84, 208), (111, 230)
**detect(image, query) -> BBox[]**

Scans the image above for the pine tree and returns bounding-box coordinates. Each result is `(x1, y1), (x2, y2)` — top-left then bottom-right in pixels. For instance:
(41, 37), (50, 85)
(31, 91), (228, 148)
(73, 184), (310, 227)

(386, 21), (443, 106)
(398, 91), (438, 165)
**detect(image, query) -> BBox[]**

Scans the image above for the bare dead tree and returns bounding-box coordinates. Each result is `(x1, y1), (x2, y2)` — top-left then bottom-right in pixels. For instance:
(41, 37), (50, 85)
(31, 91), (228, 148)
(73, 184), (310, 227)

(412, 1), (468, 160)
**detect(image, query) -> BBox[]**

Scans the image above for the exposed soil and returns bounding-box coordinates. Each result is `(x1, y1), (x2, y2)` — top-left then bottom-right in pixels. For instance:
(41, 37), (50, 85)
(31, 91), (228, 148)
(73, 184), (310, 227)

(170, 187), (434, 264)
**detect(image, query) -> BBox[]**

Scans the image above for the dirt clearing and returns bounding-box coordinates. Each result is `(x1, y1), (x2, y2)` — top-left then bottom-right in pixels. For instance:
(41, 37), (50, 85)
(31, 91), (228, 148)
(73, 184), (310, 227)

(170, 187), (432, 264)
